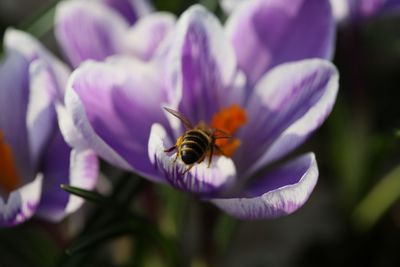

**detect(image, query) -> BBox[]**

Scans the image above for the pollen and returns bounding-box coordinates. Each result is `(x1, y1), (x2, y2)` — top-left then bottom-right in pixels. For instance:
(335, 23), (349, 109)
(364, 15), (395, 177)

(211, 104), (247, 157)
(0, 131), (21, 193)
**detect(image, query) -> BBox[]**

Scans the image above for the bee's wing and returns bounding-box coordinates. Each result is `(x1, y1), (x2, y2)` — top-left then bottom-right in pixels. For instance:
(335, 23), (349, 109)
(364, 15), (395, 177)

(213, 129), (232, 139)
(164, 107), (194, 129)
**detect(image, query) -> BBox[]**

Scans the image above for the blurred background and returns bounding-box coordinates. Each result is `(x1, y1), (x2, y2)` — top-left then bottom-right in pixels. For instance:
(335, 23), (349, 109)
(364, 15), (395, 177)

(1, 0), (400, 266)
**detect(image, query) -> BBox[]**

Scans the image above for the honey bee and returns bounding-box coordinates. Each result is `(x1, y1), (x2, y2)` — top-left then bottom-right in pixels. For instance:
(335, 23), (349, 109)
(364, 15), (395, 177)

(163, 107), (230, 173)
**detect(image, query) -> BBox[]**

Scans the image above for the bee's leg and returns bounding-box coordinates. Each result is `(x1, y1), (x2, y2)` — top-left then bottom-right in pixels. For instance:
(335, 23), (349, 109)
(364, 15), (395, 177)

(166, 136), (183, 163)
(214, 145), (226, 157)
(183, 164), (194, 175)
(164, 145), (176, 153)
(207, 145), (214, 167)
(173, 150), (180, 163)
(164, 145), (180, 164)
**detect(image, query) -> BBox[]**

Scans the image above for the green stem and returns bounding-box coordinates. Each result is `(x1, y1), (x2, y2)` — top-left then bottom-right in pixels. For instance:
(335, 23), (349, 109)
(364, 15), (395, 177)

(131, 232), (148, 267)
(82, 173), (143, 233)
(353, 164), (400, 230)
(59, 171), (178, 266)
(66, 220), (142, 255)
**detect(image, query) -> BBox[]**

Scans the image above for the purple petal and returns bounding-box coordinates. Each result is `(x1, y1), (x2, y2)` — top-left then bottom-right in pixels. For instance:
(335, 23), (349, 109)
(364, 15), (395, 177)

(331, 0), (400, 21)
(168, 5), (237, 124)
(55, 0), (129, 67)
(26, 60), (58, 170)
(220, 0), (246, 13)
(66, 60), (169, 181)
(211, 153), (318, 219)
(124, 12), (176, 61)
(148, 123), (236, 194)
(36, 131), (98, 222)
(350, 0), (387, 18)
(63, 148), (98, 216)
(226, 0), (335, 88)
(99, 0), (153, 24)
(1, 29), (70, 180)
(330, 0), (351, 21)
(383, 0), (400, 10)
(34, 131), (68, 221)
(0, 175), (43, 227)
(361, 0), (387, 15)
(4, 29), (70, 98)
(0, 46), (32, 182)
(56, 103), (89, 150)
(220, 71), (247, 108)
(236, 59), (338, 177)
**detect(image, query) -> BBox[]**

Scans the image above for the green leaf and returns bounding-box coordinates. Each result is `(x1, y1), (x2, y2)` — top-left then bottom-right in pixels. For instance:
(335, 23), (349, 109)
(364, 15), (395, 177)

(19, 0), (60, 38)
(353, 164), (400, 230)
(60, 184), (110, 205)
(199, 0), (218, 11)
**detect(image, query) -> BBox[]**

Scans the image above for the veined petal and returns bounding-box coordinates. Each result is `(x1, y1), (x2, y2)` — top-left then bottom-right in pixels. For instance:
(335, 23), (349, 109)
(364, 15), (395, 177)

(55, 0), (129, 67)
(226, 0), (335, 88)
(211, 153), (317, 219)
(220, 70), (247, 108)
(236, 59), (338, 177)
(99, 0), (153, 24)
(148, 124), (236, 194)
(0, 174), (43, 227)
(36, 131), (98, 222)
(65, 60), (168, 181)
(169, 5), (237, 124)
(124, 12), (176, 61)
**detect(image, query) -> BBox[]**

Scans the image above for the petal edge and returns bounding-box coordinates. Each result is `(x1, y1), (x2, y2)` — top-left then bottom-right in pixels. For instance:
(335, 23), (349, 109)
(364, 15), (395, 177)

(211, 153), (318, 219)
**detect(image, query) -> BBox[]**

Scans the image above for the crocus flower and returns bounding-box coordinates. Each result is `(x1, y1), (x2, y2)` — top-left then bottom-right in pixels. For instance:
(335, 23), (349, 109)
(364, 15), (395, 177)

(55, 0), (175, 67)
(329, 0), (400, 21)
(62, 1), (338, 219)
(221, 0), (400, 22)
(0, 29), (98, 227)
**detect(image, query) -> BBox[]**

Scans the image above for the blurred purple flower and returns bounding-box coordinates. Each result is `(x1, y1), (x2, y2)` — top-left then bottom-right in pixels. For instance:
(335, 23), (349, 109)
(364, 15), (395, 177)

(55, 0), (175, 67)
(62, 1), (338, 219)
(0, 29), (98, 227)
(330, 0), (400, 21)
(221, 0), (400, 22)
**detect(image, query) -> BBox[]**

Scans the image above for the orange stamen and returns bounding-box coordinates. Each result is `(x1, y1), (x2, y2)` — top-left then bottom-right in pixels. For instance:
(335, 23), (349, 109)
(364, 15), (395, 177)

(0, 131), (21, 193)
(211, 104), (247, 157)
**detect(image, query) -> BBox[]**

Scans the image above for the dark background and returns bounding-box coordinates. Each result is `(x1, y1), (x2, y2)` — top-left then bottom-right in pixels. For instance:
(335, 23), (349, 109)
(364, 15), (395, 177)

(1, 0), (400, 266)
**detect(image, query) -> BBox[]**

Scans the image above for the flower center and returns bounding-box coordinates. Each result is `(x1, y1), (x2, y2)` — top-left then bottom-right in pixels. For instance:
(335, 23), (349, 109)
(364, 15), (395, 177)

(0, 131), (21, 193)
(210, 104), (247, 157)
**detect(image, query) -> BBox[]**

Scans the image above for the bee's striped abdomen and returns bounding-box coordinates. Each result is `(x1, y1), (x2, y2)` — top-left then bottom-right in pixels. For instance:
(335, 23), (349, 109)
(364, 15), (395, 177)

(180, 130), (210, 164)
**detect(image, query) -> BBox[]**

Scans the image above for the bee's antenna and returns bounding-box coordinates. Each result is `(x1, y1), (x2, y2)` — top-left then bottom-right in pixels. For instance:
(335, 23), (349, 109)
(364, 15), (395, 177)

(163, 107), (194, 129)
